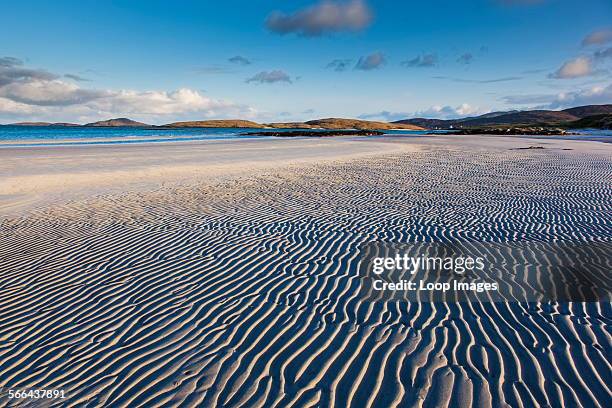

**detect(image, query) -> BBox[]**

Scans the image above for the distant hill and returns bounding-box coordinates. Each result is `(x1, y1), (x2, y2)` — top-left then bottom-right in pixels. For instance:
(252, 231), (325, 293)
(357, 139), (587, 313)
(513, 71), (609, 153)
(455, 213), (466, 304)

(562, 105), (612, 118)
(270, 118), (423, 130)
(395, 118), (455, 129)
(472, 110), (520, 119)
(9, 122), (80, 127)
(165, 118), (423, 130)
(459, 110), (578, 127)
(163, 120), (265, 128)
(395, 111), (577, 128)
(394, 112), (521, 129)
(566, 114), (612, 129)
(394, 104), (612, 129)
(85, 118), (149, 127)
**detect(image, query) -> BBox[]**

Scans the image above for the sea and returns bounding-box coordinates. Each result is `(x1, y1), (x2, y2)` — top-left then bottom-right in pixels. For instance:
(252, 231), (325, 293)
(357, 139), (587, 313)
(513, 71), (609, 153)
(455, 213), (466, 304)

(0, 126), (610, 147)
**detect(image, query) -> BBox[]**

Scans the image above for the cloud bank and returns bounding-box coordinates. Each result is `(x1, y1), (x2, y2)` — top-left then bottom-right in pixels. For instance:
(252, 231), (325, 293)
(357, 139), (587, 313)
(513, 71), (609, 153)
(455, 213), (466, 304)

(502, 83), (612, 110)
(547, 84), (612, 109)
(414, 103), (484, 119)
(0, 57), (254, 123)
(360, 103), (485, 121)
(266, 0), (372, 37)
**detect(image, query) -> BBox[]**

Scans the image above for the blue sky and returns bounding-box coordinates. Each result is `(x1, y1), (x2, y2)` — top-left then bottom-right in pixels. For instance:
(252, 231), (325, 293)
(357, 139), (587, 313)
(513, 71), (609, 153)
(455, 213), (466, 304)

(1, 0), (611, 124)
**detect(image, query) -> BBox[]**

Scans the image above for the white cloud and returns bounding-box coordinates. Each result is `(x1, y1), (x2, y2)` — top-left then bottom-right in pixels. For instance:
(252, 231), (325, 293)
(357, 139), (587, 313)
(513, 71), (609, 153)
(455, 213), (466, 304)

(358, 111), (411, 121)
(501, 83), (612, 110)
(0, 97), (38, 116)
(415, 103), (485, 119)
(0, 80), (108, 106)
(0, 88), (255, 124)
(0, 57), (256, 124)
(360, 103), (486, 121)
(546, 83), (612, 109)
(90, 88), (248, 116)
(266, 0), (372, 37)
(549, 56), (593, 79)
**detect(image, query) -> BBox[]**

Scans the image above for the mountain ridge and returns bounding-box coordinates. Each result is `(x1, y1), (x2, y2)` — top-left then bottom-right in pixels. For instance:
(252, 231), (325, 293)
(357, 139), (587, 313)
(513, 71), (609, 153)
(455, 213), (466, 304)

(394, 104), (612, 129)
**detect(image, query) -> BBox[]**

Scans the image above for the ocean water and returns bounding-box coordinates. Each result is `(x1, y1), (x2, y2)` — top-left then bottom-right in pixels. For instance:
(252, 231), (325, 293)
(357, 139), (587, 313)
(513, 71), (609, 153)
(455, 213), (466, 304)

(0, 125), (609, 147)
(0, 126), (272, 147)
(0, 126), (431, 147)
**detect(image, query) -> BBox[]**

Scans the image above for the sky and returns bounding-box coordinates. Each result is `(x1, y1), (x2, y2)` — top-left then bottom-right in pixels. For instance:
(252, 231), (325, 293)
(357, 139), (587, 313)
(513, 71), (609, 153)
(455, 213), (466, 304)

(1, 0), (611, 124)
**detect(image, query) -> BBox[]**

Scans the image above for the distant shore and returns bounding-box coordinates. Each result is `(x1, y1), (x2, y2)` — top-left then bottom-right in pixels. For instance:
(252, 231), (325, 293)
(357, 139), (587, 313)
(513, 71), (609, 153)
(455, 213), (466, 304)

(5, 117), (424, 131)
(4, 104), (611, 132)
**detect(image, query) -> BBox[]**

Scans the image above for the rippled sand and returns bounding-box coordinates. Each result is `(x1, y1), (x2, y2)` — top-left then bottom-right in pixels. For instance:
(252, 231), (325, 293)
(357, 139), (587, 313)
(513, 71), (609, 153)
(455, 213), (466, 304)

(0, 136), (610, 407)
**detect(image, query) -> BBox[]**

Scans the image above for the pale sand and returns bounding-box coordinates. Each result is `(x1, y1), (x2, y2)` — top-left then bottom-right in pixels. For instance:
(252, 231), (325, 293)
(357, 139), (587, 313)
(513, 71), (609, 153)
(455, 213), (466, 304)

(0, 137), (417, 218)
(0, 135), (610, 407)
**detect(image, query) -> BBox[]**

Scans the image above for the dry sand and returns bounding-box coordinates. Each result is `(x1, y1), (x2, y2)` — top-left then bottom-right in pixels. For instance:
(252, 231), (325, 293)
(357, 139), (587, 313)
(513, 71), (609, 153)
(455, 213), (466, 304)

(0, 135), (610, 407)
(0, 137), (416, 218)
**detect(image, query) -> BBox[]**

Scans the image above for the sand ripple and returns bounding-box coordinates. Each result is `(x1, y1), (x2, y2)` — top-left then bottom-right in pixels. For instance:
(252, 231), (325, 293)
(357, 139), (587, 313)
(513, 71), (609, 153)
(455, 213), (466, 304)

(0, 147), (611, 407)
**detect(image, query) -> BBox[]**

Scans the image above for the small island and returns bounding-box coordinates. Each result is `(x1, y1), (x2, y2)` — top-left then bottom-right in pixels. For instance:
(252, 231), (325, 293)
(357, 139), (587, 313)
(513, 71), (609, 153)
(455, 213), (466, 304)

(84, 118), (149, 127)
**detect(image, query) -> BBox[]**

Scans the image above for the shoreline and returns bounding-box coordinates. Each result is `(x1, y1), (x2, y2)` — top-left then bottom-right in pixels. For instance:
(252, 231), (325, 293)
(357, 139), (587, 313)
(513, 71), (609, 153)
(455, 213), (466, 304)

(0, 131), (428, 148)
(1, 129), (609, 149)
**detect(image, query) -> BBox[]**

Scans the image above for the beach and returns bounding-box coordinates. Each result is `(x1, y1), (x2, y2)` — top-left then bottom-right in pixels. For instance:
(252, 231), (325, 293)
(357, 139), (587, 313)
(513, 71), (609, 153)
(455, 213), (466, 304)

(0, 137), (414, 217)
(0, 135), (611, 407)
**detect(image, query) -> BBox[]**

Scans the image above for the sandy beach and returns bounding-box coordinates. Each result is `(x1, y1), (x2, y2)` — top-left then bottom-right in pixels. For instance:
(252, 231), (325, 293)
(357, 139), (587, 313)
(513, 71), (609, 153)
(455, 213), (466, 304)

(0, 135), (611, 407)
(0, 137), (421, 218)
